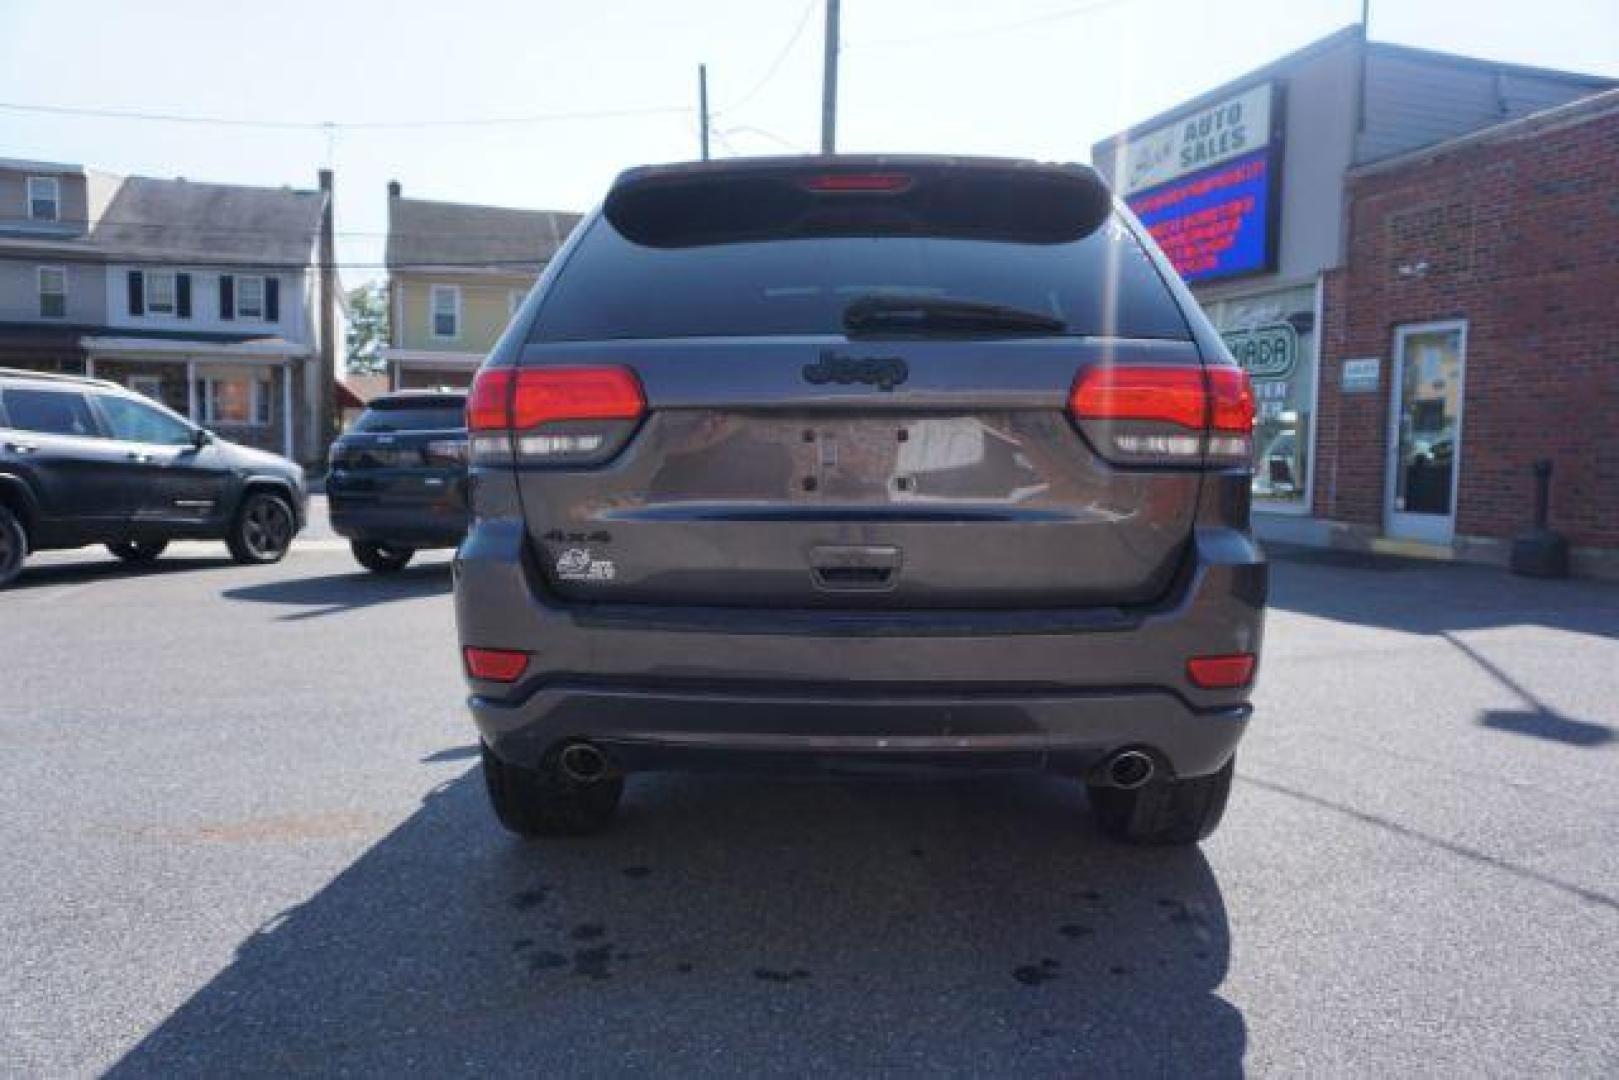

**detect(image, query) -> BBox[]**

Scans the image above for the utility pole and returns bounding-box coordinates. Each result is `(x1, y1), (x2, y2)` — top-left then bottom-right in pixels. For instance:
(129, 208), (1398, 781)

(1356, 0), (1371, 134)
(316, 168), (337, 462)
(698, 64), (711, 160)
(820, 0), (840, 154)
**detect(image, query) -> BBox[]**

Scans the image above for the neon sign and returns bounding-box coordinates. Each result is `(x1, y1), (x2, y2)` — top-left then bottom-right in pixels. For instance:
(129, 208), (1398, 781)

(1118, 83), (1282, 284)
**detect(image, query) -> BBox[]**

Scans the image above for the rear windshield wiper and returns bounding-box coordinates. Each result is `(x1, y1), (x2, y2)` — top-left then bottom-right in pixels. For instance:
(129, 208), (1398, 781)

(843, 295), (1068, 336)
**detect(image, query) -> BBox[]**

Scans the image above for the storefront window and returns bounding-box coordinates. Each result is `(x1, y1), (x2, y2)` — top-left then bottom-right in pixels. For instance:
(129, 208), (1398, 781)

(1206, 284), (1318, 510)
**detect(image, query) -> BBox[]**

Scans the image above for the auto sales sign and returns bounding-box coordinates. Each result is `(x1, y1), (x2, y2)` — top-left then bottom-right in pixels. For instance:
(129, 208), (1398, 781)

(1118, 82), (1282, 284)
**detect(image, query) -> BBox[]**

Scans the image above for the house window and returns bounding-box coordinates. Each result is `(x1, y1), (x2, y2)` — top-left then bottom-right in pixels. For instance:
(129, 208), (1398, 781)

(37, 267), (66, 318)
(431, 285), (460, 338)
(202, 375), (273, 427)
(146, 271), (178, 315)
(128, 375), (164, 402)
(236, 275), (265, 319)
(27, 177), (60, 222)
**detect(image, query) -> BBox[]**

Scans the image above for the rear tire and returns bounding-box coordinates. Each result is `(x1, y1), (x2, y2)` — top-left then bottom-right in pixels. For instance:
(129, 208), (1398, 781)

(1088, 755), (1234, 846)
(0, 504), (26, 588)
(108, 540), (168, 564)
(351, 541), (414, 574)
(481, 743), (623, 838)
(227, 491), (295, 565)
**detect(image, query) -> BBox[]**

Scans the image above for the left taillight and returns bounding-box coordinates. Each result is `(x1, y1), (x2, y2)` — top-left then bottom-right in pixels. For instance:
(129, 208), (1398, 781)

(468, 365), (645, 466)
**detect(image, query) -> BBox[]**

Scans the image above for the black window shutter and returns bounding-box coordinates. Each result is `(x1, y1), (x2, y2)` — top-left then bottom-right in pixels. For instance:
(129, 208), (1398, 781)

(265, 277), (280, 322)
(128, 271), (144, 316)
(219, 275), (235, 320)
(176, 273), (192, 318)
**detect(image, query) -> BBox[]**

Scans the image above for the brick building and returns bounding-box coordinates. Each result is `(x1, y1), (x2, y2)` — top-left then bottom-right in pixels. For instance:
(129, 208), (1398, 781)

(1315, 90), (1619, 576)
(1092, 27), (1617, 576)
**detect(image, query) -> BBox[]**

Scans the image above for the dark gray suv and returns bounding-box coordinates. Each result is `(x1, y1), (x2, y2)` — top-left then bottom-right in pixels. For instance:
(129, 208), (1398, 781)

(328, 390), (468, 573)
(454, 156), (1265, 845)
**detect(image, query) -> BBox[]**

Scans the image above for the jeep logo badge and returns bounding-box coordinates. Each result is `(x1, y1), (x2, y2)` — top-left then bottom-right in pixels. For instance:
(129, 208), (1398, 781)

(802, 351), (909, 392)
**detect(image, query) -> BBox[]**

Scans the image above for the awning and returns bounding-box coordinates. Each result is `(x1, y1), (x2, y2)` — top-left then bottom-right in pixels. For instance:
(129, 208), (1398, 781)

(382, 347), (485, 369)
(81, 335), (310, 363)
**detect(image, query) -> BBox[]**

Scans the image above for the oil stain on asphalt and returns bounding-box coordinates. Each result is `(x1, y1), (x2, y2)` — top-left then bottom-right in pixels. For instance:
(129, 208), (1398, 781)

(1013, 959), (1061, 986)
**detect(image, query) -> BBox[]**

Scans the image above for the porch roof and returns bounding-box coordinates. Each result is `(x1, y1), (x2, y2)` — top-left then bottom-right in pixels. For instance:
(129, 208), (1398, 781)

(81, 335), (310, 362)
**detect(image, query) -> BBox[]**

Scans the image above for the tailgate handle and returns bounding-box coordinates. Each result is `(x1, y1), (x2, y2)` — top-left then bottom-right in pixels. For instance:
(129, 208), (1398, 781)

(809, 545), (901, 592)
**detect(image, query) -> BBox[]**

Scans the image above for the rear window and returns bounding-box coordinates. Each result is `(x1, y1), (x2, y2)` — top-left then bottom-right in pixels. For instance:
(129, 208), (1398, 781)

(529, 170), (1189, 343)
(1, 387), (100, 437)
(353, 401), (466, 433)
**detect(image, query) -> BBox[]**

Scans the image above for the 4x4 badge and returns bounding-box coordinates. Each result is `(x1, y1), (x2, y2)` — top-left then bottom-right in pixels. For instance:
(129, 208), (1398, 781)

(802, 351), (908, 391)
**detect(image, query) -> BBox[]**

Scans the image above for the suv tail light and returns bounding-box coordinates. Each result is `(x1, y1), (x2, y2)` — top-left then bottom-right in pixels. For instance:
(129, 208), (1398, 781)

(468, 365), (645, 465)
(1068, 364), (1253, 467)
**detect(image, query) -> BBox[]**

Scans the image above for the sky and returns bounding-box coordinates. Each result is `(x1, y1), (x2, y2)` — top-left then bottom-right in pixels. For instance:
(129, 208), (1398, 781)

(2, 0), (1616, 283)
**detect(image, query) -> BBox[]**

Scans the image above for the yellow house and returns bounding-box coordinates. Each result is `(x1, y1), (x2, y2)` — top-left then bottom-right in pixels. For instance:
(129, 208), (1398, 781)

(381, 182), (580, 389)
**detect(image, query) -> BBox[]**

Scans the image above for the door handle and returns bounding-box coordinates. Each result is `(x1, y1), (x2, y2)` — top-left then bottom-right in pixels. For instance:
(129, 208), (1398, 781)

(808, 544), (902, 592)
(6, 441), (38, 454)
(126, 451), (153, 463)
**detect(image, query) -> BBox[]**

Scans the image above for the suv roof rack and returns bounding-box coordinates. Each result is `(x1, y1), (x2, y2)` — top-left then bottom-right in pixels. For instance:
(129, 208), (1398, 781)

(0, 366), (121, 391)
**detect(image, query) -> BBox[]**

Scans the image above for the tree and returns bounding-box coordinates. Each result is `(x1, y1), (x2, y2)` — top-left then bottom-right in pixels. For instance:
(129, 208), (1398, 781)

(345, 282), (389, 374)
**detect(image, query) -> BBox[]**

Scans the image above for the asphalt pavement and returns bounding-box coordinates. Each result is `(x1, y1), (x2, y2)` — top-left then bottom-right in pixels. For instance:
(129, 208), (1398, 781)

(1, 503), (1616, 1075)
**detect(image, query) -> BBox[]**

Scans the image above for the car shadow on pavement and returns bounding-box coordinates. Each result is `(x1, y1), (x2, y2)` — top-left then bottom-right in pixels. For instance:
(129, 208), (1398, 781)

(7, 556), (236, 591)
(220, 562), (452, 620)
(1268, 554), (1618, 747)
(1265, 546), (1619, 640)
(109, 771), (1244, 1075)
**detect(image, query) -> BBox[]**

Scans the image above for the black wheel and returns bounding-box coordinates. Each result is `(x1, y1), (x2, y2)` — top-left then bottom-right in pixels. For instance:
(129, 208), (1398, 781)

(481, 743), (624, 838)
(227, 492), (295, 565)
(107, 539), (168, 564)
(1088, 756), (1234, 846)
(0, 504), (26, 588)
(351, 541), (414, 574)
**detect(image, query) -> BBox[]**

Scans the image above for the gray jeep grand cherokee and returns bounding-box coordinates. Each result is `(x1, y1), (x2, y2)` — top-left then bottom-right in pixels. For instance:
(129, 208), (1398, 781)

(454, 156), (1265, 845)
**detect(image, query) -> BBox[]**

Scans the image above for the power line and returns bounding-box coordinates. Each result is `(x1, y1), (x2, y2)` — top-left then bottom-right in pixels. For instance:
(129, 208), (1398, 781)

(717, 124), (810, 153)
(849, 0), (1131, 50)
(58, 257), (565, 272)
(4, 216), (580, 240)
(715, 0), (820, 116)
(0, 100), (691, 131)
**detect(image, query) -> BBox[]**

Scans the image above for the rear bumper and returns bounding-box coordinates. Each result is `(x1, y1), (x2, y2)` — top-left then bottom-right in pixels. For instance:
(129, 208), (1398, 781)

(327, 492), (466, 547)
(472, 683), (1249, 778)
(456, 518), (1266, 779)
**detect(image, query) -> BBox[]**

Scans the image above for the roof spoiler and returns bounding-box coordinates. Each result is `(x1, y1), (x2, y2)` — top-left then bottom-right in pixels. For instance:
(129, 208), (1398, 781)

(605, 156), (1115, 249)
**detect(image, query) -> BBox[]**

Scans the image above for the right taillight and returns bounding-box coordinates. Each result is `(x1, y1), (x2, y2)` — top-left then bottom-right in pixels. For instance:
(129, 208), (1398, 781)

(1205, 365), (1255, 463)
(1068, 364), (1253, 467)
(468, 365), (645, 465)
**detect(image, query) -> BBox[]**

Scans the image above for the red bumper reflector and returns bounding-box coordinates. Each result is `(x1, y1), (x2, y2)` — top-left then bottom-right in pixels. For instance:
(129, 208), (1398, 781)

(464, 647), (530, 682)
(1186, 653), (1257, 689)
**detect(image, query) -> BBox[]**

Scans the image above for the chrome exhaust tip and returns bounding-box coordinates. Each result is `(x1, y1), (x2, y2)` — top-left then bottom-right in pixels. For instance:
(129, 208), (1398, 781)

(557, 742), (610, 784)
(1106, 750), (1156, 790)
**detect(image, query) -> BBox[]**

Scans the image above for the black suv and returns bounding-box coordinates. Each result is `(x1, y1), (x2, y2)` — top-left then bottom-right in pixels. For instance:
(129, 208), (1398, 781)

(0, 368), (305, 587)
(327, 390), (468, 572)
(454, 157), (1266, 845)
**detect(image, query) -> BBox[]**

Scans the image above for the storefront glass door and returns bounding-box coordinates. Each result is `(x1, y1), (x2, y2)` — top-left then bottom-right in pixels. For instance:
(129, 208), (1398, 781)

(1386, 322), (1466, 543)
